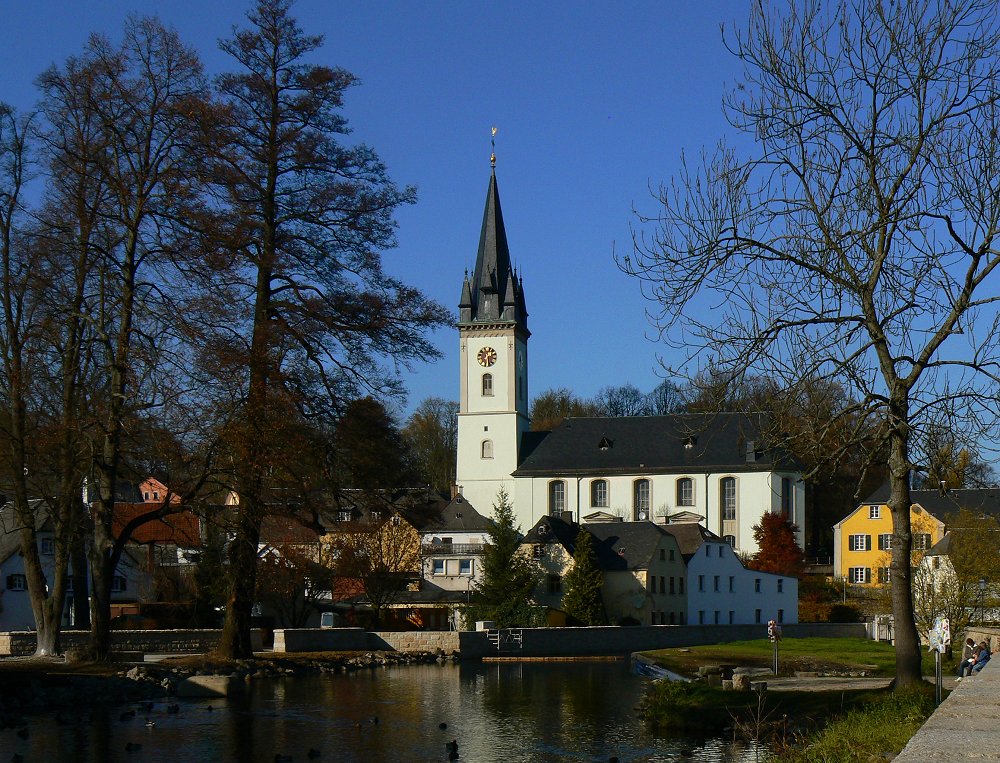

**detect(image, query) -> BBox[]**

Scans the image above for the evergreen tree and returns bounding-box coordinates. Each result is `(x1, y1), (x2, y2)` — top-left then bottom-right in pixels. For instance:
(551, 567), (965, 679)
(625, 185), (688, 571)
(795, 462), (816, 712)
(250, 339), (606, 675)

(561, 528), (605, 625)
(464, 488), (540, 628)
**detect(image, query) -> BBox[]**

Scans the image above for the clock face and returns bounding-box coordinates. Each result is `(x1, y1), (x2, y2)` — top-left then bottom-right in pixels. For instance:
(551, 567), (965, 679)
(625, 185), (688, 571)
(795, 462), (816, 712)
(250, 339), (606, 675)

(477, 346), (497, 367)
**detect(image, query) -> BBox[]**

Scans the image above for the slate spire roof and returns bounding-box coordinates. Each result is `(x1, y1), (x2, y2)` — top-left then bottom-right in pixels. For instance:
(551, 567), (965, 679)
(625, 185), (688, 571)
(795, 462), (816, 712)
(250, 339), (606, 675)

(458, 167), (528, 330)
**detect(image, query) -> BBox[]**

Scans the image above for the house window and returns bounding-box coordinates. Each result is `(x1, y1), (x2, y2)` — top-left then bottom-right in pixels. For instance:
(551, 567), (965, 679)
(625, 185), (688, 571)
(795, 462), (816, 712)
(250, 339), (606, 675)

(659, 576), (665, 593)
(713, 575), (720, 592)
(676, 477), (694, 506)
(698, 575), (704, 592)
(878, 567), (891, 584)
(533, 545), (545, 560)
(849, 567), (871, 584)
(591, 479), (608, 508)
(337, 510), (351, 522)
(111, 576), (127, 593)
(777, 579), (783, 593)
(714, 611), (720, 625)
(547, 575), (562, 594)
(481, 440), (493, 459)
(777, 609), (784, 623)
(633, 479), (650, 520)
(432, 559), (445, 575)
(781, 477), (793, 517)
(679, 578), (685, 594)
(724, 535), (736, 548)
(878, 533), (892, 551)
(659, 549), (665, 561)
(913, 534), (932, 551)
(459, 559), (473, 575)
(849, 534), (871, 552)
(482, 373), (493, 396)
(698, 611), (705, 624)
(6, 574), (27, 591)
(706, 545), (711, 557)
(153, 492), (159, 501)
(754, 578), (761, 593)
(669, 577), (675, 594)
(755, 609), (762, 624)
(669, 549), (675, 561)
(669, 612), (676, 624)
(869, 505), (881, 519)
(40, 538), (55, 555)
(729, 611), (735, 624)
(549, 481), (566, 514)
(729, 576), (734, 592)
(721, 477), (736, 520)
(143, 492), (150, 501)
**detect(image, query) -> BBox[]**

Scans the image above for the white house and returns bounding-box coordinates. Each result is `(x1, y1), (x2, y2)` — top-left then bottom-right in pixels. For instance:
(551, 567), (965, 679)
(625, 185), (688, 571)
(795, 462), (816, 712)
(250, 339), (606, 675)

(666, 521), (798, 626)
(0, 500), (148, 631)
(453, 163), (806, 555)
(411, 495), (491, 595)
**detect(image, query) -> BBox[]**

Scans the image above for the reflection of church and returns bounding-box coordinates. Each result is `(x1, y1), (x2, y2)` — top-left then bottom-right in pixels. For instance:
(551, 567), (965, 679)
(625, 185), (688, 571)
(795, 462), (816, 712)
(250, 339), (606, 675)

(454, 162), (805, 554)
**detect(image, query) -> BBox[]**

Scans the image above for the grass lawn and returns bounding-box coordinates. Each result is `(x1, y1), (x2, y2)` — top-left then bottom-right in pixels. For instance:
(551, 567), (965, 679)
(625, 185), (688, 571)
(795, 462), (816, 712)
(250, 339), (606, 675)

(638, 637), (942, 678)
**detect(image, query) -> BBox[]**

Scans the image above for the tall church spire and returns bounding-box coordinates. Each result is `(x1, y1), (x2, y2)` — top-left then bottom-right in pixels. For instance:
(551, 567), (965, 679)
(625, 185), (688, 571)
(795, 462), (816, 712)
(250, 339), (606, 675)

(459, 156), (528, 330)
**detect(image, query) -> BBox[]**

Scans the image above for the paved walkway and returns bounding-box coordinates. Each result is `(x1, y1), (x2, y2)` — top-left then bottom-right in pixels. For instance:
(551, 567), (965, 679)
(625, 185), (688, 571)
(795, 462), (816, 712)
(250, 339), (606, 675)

(765, 673), (961, 693)
(895, 659), (999, 761)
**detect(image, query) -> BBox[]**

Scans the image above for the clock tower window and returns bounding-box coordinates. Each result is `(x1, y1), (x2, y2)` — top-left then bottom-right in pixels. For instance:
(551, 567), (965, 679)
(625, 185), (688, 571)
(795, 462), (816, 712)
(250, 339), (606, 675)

(482, 373), (494, 397)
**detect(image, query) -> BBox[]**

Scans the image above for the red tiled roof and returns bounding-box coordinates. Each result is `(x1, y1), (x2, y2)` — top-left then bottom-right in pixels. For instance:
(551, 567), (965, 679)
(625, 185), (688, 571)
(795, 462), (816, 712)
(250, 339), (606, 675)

(112, 503), (201, 546)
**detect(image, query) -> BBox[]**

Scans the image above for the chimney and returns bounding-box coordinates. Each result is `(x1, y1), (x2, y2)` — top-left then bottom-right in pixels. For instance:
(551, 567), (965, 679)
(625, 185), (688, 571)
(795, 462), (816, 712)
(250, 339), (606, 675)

(561, 510), (575, 525)
(450, 484), (460, 500)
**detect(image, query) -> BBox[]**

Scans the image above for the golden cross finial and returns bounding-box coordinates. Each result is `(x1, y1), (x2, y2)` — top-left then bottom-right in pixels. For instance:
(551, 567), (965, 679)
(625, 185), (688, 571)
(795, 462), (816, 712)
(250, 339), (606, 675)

(491, 126), (497, 168)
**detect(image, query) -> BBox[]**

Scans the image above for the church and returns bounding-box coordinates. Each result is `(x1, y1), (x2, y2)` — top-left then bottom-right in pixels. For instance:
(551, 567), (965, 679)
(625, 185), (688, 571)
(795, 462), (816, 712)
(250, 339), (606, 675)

(454, 161), (805, 555)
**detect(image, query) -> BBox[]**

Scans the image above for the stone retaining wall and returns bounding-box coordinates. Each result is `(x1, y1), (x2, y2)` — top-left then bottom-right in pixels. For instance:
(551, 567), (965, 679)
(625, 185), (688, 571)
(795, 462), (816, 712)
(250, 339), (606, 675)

(272, 628), (460, 653)
(894, 658), (998, 761)
(0, 629), (262, 657)
(271, 622), (864, 657)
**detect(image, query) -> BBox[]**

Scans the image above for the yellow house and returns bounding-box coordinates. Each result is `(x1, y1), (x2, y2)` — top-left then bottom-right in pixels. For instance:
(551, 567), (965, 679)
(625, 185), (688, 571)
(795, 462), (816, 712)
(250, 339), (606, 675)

(833, 488), (957, 586)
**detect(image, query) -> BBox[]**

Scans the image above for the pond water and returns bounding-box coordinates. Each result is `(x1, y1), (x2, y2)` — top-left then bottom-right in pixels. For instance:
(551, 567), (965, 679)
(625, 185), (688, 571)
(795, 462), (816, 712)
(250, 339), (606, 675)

(1, 661), (766, 762)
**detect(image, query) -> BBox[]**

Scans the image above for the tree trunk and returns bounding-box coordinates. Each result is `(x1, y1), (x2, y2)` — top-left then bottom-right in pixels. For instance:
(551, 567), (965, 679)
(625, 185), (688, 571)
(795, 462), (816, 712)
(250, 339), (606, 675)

(887, 400), (923, 688)
(87, 548), (113, 661)
(218, 498), (262, 658)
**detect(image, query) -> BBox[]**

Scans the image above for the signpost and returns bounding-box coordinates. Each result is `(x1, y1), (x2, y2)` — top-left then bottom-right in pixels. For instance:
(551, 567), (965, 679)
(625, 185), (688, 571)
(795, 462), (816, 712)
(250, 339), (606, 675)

(768, 619), (782, 676)
(928, 616), (951, 706)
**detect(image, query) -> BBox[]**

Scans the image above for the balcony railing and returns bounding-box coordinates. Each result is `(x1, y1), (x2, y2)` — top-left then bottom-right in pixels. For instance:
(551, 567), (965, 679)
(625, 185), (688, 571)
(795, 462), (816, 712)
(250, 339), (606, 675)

(422, 543), (485, 556)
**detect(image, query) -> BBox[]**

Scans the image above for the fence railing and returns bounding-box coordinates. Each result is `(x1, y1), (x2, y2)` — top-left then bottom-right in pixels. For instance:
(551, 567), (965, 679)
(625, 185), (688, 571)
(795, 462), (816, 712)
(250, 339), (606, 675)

(421, 543), (485, 556)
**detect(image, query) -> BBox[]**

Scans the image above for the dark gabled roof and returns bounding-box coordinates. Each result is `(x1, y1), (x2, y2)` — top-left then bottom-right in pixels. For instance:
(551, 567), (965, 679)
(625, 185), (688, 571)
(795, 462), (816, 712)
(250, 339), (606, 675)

(861, 486), (1000, 520)
(513, 412), (793, 476)
(659, 523), (720, 561)
(925, 533), (951, 557)
(401, 496), (491, 534)
(584, 521), (677, 571)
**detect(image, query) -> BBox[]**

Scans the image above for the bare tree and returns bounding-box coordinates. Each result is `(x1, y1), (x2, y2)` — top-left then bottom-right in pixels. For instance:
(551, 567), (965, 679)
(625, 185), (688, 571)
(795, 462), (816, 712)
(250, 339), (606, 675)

(402, 397), (458, 495)
(622, 0), (1000, 687)
(210, 0), (447, 658)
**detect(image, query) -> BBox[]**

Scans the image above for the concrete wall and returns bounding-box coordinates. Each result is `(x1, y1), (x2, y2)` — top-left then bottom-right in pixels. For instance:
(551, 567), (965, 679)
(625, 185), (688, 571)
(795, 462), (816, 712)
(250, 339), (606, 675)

(459, 622), (866, 659)
(271, 622), (865, 658)
(0, 629), (262, 657)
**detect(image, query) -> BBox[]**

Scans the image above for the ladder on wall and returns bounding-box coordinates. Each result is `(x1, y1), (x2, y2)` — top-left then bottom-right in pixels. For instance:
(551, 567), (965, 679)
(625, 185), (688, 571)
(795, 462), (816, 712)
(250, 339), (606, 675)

(487, 628), (523, 652)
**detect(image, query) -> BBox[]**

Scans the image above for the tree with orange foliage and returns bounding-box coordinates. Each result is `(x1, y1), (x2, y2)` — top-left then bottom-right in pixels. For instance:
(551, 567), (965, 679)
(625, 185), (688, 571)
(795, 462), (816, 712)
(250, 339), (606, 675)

(748, 514), (805, 578)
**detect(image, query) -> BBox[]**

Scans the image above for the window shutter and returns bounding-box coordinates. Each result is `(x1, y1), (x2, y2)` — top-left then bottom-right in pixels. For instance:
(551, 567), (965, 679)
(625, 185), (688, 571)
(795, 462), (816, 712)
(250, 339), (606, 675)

(5, 575), (12, 590)
(864, 568), (871, 583)
(865, 535), (872, 551)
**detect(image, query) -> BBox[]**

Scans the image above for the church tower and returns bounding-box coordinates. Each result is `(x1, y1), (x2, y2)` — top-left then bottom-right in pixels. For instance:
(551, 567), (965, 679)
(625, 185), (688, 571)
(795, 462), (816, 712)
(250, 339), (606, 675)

(455, 158), (529, 516)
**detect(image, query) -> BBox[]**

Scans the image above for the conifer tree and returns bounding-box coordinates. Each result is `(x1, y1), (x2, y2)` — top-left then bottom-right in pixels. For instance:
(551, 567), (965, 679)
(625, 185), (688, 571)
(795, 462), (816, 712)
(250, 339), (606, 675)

(561, 528), (606, 626)
(464, 488), (540, 628)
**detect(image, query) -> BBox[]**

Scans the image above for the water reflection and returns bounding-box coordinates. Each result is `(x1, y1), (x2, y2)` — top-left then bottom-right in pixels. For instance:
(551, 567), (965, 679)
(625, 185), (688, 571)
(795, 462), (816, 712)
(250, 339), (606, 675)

(0, 661), (769, 762)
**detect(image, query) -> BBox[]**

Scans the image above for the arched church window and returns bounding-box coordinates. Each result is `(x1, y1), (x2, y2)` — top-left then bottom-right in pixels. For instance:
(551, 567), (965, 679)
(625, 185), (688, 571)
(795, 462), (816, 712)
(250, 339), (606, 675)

(721, 477), (737, 520)
(676, 477), (694, 506)
(549, 481), (566, 515)
(633, 479), (650, 520)
(481, 440), (493, 459)
(482, 373), (493, 397)
(591, 479), (608, 508)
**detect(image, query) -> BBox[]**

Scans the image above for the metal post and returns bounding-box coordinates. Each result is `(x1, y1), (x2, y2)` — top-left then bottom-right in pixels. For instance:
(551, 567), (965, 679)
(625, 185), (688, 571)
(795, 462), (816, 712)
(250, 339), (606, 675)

(935, 650), (942, 706)
(772, 636), (779, 676)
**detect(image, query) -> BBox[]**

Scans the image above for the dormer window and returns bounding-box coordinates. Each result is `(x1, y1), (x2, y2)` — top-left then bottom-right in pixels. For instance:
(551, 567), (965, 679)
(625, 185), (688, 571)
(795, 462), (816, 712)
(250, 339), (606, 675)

(598, 437), (613, 451)
(683, 435), (697, 449)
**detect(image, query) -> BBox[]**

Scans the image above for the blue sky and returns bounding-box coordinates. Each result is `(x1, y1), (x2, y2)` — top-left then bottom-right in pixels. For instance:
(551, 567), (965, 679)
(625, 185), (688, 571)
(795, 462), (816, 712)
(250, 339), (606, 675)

(0, 1), (746, 418)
